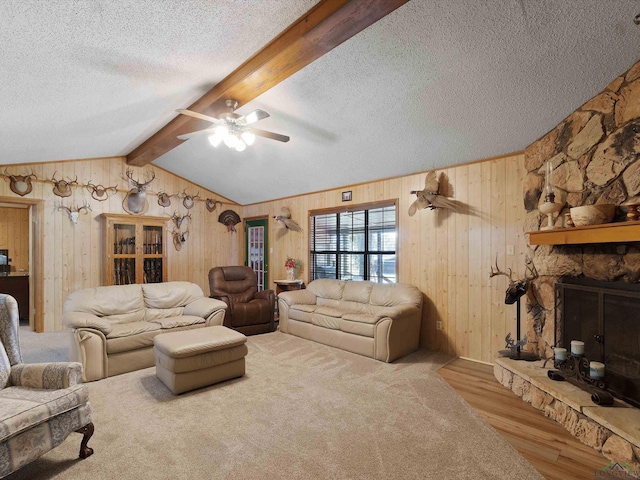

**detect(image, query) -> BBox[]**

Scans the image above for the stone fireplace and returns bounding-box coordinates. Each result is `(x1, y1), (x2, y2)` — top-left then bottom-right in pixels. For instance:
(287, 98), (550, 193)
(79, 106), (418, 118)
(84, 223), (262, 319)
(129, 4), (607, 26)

(499, 57), (640, 468)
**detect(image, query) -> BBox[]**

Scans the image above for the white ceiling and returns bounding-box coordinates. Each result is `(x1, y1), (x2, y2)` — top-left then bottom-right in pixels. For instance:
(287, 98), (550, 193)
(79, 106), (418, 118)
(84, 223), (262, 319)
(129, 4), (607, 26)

(2, 1), (640, 204)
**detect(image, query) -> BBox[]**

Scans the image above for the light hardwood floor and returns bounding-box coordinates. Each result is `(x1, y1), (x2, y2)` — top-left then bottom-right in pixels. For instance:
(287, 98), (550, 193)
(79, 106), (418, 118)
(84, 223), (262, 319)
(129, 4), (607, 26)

(439, 358), (608, 480)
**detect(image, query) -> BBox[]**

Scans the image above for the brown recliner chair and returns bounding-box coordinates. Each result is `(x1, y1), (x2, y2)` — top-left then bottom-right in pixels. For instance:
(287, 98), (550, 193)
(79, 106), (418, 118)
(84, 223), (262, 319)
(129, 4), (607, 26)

(208, 266), (276, 335)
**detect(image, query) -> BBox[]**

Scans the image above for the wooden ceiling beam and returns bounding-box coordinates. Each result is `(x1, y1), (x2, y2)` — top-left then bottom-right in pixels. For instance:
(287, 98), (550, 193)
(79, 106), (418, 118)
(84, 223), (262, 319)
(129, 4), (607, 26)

(126, 0), (410, 166)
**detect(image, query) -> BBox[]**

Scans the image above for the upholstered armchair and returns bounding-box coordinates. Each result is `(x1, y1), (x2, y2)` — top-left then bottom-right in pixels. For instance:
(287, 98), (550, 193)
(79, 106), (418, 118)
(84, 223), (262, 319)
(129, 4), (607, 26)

(208, 266), (275, 335)
(0, 294), (94, 478)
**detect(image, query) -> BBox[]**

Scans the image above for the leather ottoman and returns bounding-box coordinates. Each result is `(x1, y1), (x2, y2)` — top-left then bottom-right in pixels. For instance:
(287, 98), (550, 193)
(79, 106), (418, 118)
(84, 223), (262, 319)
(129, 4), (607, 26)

(153, 325), (248, 394)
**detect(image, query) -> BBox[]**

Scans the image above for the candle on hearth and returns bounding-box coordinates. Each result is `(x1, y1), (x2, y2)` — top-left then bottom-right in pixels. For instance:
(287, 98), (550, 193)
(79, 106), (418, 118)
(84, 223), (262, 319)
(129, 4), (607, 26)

(590, 362), (605, 379)
(554, 347), (568, 362)
(570, 340), (585, 356)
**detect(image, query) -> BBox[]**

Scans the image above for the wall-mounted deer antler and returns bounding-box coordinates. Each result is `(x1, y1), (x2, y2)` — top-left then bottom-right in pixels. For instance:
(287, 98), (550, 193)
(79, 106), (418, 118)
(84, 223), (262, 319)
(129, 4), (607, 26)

(86, 181), (118, 201)
(3, 168), (37, 196)
(157, 190), (178, 208)
(171, 227), (189, 251)
(123, 168), (155, 214)
(51, 172), (78, 197)
(205, 198), (222, 212)
(181, 190), (200, 210)
(489, 256), (538, 305)
(171, 211), (191, 229)
(58, 202), (92, 225)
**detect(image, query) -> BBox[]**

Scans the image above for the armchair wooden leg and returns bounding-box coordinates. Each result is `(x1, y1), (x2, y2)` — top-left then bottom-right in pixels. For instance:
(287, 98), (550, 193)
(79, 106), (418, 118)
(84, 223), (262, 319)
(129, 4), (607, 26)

(76, 422), (95, 459)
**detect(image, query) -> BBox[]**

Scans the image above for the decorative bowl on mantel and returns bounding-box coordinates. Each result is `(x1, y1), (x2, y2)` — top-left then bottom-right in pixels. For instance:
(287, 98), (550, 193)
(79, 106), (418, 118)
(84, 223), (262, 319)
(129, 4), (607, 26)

(569, 204), (616, 226)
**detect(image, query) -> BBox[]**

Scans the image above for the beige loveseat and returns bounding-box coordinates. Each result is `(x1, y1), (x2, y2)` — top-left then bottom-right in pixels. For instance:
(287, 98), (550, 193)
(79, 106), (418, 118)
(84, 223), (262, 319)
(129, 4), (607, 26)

(63, 282), (227, 382)
(277, 279), (423, 362)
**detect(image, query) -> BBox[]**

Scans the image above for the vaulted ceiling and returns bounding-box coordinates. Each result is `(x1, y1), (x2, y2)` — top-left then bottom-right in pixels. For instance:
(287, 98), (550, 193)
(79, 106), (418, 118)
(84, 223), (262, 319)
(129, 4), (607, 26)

(2, 1), (639, 204)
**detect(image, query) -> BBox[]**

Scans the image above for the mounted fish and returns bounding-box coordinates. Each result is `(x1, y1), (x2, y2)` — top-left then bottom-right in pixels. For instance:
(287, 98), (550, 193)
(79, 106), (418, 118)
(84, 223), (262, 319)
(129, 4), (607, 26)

(58, 202), (91, 225)
(181, 190), (200, 210)
(3, 168), (36, 196)
(273, 206), (303, 232)
(218, 210), (241, 232)
(86, 181), (118, 201)
(408, 171), (459, 215)
(122, 168), (154, 215)
(51, 172), (78, 197)
(205, 198), (222, 212)
(171, 227), (189, 251)
(157, 190), (177, 208)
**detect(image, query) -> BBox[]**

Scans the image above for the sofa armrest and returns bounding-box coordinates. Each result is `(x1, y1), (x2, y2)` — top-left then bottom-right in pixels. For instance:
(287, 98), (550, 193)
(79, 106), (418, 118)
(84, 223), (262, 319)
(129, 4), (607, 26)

(380, 305), (421, 321)
(255, 289), (275, 306)
(10, 362), (83, 389)
(62, 312), (112, 335)
(184, 297), (228, 320)
(277, 289), (317, 306)
(210, 294), (232, 315)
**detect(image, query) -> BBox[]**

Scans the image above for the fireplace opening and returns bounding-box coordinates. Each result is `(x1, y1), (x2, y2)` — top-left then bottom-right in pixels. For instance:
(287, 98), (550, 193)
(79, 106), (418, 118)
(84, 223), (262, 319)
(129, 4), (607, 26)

(557, 277), (640, 408)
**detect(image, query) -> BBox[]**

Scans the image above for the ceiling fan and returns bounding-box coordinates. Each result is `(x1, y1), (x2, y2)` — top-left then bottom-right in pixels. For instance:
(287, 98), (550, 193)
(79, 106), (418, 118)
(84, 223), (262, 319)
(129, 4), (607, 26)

(176, 99), (290, 152)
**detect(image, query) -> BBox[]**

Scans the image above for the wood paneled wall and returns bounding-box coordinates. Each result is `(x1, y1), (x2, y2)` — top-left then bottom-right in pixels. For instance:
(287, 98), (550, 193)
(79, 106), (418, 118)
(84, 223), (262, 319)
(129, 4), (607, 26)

(0, 206), (29, 272)
(243, 153), (528, 363)
(0, 157), (240, 331)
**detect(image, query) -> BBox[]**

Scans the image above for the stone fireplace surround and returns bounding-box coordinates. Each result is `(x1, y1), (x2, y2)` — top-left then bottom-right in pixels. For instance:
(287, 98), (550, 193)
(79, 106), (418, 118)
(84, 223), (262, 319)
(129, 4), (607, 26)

(495, 58), (640, 467)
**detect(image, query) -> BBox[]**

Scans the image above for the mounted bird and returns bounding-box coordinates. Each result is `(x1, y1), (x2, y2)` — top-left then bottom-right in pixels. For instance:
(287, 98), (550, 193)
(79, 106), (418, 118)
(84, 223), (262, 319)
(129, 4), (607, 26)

(273, 207), (303, 233)
(408, 171), (459, 216)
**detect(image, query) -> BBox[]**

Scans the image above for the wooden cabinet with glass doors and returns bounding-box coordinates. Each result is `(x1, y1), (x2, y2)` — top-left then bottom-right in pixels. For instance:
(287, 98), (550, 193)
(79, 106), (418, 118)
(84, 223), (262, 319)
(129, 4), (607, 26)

(101, 214), (168, 286)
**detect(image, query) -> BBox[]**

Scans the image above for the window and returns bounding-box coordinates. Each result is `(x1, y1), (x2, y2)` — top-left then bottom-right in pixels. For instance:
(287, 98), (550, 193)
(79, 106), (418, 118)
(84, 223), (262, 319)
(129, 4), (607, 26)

(310, 202), (397, 283)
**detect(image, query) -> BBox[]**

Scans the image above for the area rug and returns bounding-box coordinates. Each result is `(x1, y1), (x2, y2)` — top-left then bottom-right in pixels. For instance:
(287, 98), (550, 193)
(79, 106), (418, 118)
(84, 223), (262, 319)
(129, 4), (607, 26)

(7, 331), (543, 479)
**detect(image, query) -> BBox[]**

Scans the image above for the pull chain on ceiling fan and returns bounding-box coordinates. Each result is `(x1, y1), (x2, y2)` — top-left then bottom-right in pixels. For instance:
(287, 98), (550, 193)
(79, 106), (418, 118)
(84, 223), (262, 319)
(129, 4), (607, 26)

(176, 99), (290, 152)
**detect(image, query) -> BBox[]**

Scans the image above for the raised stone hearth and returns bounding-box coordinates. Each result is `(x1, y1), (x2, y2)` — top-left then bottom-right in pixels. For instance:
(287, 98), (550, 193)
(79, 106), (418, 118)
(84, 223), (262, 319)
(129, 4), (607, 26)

(494, 358), (640, 467)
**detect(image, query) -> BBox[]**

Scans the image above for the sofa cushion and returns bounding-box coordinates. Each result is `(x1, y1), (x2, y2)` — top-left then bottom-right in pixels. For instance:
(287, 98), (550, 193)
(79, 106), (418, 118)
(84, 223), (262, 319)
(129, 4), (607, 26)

(307, 279), (345, 300)
(311, 313), (341, 330)
(370, 283), (423, 308)
(63, 284), (144, 317)
(341, 312), (383, 324)
(149, 315), (205, 329)
(0, 384), (88, 443)
(142, 282), (204, 309)
(106, 321), (161, 339)
(288, 307), (313, 324)
(314, 306), (344, 318)
(145, 307), (185, 322)
(102, 309), (146, 325)
(343, 281), (374, 304)
(339, 319), (375, 338)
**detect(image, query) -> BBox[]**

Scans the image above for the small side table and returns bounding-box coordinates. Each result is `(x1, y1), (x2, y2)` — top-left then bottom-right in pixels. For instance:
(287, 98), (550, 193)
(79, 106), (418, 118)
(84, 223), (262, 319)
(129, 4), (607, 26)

(274, 279), (304, 295)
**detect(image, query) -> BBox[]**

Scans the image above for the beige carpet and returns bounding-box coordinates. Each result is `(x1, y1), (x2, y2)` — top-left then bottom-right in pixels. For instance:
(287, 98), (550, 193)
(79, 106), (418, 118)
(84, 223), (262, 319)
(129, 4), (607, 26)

(7, 331), (543, 480)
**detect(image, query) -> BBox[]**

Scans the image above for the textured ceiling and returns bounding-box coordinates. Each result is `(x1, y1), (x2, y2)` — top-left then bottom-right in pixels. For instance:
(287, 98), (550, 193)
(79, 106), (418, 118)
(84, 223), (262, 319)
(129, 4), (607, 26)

(2, 1), (640, 204)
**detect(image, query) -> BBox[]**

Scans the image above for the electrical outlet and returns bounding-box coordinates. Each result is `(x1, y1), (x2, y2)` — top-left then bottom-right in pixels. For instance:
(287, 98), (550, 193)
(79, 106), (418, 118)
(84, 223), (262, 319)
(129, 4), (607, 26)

(506, 244), (514, 256)
(436, 321), (443, 330)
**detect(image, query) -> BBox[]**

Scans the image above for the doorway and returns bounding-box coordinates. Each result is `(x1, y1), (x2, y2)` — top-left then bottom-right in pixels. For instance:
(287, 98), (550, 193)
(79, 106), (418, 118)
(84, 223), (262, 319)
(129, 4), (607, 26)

(245, 218), (269, 291)
(0, 197), (44, 331)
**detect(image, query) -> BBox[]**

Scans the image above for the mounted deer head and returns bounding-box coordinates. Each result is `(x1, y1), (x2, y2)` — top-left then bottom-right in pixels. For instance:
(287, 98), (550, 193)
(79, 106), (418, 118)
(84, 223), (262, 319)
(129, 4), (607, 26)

(50, 172), (78, 197)
(4, 168), (37, 196)
(123, 168), (155, 214)
(157, 190), (178, 208)
(172, 227), (189, 251)
(58, 202), (92, 225)
(489, 256), (538, 305)
(181, 190), (200, 210)
(86, 181), (118, 201)
(171, 211), (191, 229)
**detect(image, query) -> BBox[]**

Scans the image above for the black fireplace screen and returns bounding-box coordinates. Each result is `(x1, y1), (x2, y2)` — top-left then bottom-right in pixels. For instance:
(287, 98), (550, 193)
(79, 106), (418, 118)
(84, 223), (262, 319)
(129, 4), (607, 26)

(557, 277), (640, 408)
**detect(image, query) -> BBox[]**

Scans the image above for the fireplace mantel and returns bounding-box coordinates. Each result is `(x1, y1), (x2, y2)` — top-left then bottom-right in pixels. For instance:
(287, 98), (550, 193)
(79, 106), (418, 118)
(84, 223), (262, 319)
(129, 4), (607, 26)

(527, 221), (640, 245)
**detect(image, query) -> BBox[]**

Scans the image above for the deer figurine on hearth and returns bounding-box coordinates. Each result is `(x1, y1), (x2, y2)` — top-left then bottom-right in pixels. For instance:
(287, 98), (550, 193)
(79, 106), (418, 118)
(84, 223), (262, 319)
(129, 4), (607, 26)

(489, 256), (538, 361)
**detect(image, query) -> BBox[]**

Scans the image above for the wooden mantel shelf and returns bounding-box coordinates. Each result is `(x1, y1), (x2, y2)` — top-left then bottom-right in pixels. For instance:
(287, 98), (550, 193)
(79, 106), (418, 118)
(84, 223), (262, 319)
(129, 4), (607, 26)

(527, 221), (640, 245)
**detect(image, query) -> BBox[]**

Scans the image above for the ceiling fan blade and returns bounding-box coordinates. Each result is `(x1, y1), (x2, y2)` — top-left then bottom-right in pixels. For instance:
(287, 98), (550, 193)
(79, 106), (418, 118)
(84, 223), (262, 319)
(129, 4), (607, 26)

(176, 109), (223, 124)
(177, 127), (219, 140)
(237, 109), (270, 126)
(251, 128), (290, 143)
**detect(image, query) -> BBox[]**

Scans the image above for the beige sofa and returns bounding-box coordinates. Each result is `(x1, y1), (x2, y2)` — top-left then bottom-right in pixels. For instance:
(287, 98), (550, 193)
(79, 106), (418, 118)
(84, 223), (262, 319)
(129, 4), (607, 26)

(63, 282), (227, 382)
(277, 279), (423, 362)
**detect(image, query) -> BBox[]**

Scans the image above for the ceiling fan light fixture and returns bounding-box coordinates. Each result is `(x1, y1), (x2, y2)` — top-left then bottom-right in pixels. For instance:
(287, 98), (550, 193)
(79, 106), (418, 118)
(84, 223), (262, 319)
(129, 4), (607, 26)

(235, 139), (247, 152)
(208, 133), (222, 147)
(241, 130), (256, 146)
